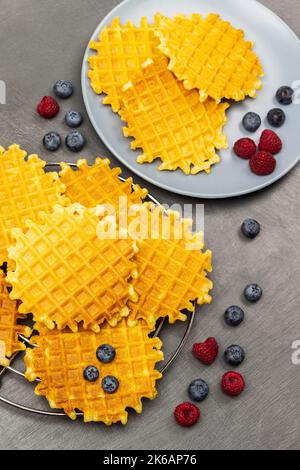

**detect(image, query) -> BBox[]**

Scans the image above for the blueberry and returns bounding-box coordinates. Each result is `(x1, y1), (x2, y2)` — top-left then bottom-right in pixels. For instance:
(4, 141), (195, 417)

(224, 345), (245, 366)
(188, 378), (209, 402)
(42, 132), (61, 151)
(102, 375), (119, 394)
(244, 283), (262, 302)
(241, 218), (261, 239)
(83, 365), (99, 382)
(65, 131), (86, 152)
(267, 108), (286, 128)
(53, 80), (74, 99)
(65, 110), (83, 128)
(242, 112), (261, 133)
(96, 344), (116, 363)
(224, 306), (245, 327)
(276, 86), (294, 105)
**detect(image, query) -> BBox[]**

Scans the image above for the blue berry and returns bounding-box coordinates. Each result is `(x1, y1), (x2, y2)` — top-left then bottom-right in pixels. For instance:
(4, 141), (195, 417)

(65, 110), (83, 128)
(188, 378), (209, 402)
(42, 132), (61, 151)
(276, 86), (294, 105)
(224, 306), (244, 327)
(65, 131), (86, 152)
(83, 365), (99, 382)
(53, 80), (74, 99)
(241, 218), (261, 239)
(96, 344), (116, 364)
(224, 345), (245, 366)
(244, 283), (262, 302)
(267, 108), (286, 128)
(102, 375), (119, 394)
(242, 112), (261, 132)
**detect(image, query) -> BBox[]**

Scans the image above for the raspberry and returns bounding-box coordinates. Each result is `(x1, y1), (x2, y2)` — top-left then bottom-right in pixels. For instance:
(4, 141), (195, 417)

(233, 138), (257, 159)
(259, 130), (282, 155)
(174, 402), (200, 427)
(37, 96), (60, 119)
(249, 151), (276, 176)
(192, 337), (219, 365)
(221, 371), (245, 396)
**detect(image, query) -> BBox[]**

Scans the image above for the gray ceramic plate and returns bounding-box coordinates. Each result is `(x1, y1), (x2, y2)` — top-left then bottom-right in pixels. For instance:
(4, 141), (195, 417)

(81, 0), (300, 198)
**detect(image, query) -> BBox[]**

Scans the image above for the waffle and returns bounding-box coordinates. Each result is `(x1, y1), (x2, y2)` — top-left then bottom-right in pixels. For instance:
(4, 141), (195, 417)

(127, 205), (213, 328)
(25, 320), (163, 424)
(59, 158), (148, 212)
(0, 144), (68, 265)
(88, 16), (163, 112)
(7, 204), (138, 332)
(0, 270), (31, 366)
(119, 57), (229, 175)
(155, 13), (264, 103)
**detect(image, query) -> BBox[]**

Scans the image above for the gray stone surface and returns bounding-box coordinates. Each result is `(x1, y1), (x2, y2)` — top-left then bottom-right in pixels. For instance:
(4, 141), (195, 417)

(0, 0), (299, 450)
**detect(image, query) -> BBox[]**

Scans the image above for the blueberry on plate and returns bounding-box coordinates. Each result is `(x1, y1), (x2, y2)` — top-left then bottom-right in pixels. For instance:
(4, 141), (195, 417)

(267, 108), (286, 128)
(276, 86), (294, 105)
(242, 112), (261, 133)
(83, 365), (99, 382)
(43, 131), (61, 151)
(65, 131), (86, 152)
(244, 283), (262, 302)
(102, 375), (119, 394)
(65, 110), (83, 128)
(188, 378), (209, 402)
(224, 345), (245, 366)
(53, 80), (74, 99)
(224, 306), (245, 327)
(96, 344), (116, 363)
(241, 218), (261, 239)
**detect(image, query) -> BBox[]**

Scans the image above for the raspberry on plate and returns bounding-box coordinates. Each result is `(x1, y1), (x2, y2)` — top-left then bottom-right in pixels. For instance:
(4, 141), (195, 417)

(249, 151), (276, 176)
(192, 337), (219, 365)
(221, 371), (245, 396)
(37, 96), (60, 119)
(174, 402), (200, 427)
(259, 130), (282, 155)
(234, 138), (257, 159)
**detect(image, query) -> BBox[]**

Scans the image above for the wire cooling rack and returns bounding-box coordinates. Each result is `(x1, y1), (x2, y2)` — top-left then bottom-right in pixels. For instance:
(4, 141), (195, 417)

(0, 162), (196, 418)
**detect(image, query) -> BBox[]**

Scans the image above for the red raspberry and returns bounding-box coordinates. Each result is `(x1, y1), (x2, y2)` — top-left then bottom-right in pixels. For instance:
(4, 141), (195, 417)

(37, 96), (60, 118)
(249, 151), (276, 176)
(174, 402), (200, 427)
(221, 371), (245, 396)
(233, 138), (257, 159)
(192, 337), (218, 365)
(259, 129), (282, 155)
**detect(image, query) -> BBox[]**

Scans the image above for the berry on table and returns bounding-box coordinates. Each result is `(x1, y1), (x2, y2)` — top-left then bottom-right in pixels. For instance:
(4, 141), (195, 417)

(259, 130), (282, 155)
(102, 375), (119, 394)
(249, 151), (276, 176)
(83, 365), (99, 382)
(221, 371), (245, 396)
(192, 337), (219, 365)
(224, 345), (245, 366)
(233, 138), (257, 159)
(174, 402), (200, 427)
(65, 110), (83, 128)
(96, 344), (116, 363)
(42, 131), (61, 151)
(276, 86), (294, 105)
(53, 80), (74, 99)
(224, 305), (245, 327)
(188, 378), (209, 402)
(37, 96), (59, 118)
(244, 283), (262, 302)
(242, 112), (261, 133)
(267, 108), (286, 128)
(241, 218), (261, 239)
(65, 131), (86, 152)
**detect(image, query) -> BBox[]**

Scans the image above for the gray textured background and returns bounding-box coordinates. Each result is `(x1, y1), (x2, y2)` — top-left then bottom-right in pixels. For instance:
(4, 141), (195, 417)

(0, 0), (299, 450)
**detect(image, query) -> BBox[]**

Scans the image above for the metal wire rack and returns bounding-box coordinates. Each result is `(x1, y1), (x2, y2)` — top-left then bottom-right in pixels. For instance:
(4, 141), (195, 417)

(0, 161), (196, 418)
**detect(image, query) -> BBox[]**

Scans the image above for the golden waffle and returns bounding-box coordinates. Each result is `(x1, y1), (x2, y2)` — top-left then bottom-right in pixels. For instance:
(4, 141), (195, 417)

(127, 205), (213, 328)
(156, 13), (264, 103)
(0, 144), (68, 265)
(0, 270), (31, 366)
(88, 16), (163, 112)
(59, 158), (148, 211)
(119, 57), (229, 175)
(25, 320), (163, 424)
(7, 204), (138, 332)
